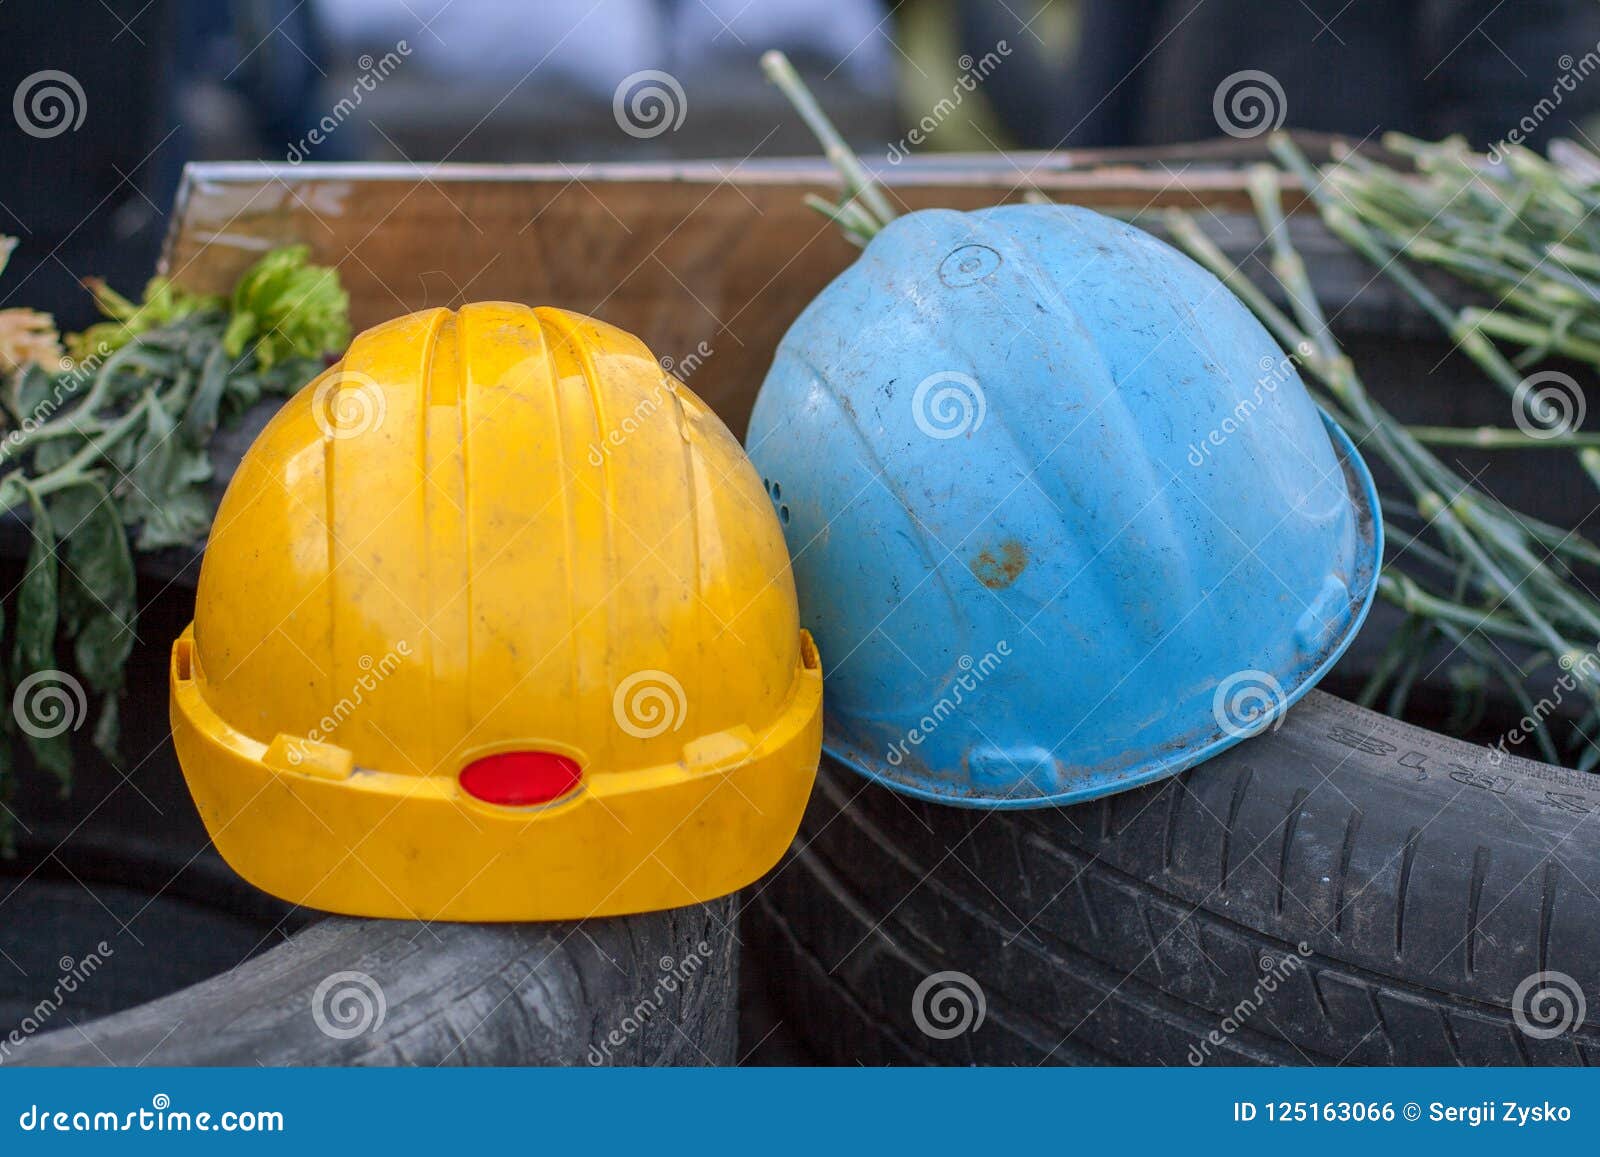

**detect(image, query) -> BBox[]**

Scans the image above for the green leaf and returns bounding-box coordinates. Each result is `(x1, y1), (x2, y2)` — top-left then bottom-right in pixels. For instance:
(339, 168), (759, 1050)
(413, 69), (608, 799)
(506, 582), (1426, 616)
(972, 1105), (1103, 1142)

(73, 612), (135, 693)
(12, 483), (58, 679)
(27, 731), (73, 792)
(130, 487), (211, 552)
(66, 275), (224, 362)
(30, 439), (77, 475)
(8, 363), (51, 422)
(11, 483), (71, 791)
(181, 343), (230, 447)
(50, 482), (136, 692)
(120, 393), (216, 550)
(91, 692), (119, 760)
(222, 372), (262, 415)
(0, 243), (348, 811)
(222, 246), (349, 368)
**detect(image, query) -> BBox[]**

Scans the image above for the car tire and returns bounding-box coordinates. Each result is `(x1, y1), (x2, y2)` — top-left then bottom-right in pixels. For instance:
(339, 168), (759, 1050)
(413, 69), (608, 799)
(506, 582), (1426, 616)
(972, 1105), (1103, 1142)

(746, 691), (1600, 1065)
(12, 874), (737, 1067)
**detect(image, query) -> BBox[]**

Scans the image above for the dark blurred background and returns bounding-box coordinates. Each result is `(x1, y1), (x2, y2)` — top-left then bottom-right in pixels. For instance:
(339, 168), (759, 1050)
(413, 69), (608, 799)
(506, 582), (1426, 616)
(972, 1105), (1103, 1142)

(3, 0), (1600, 329)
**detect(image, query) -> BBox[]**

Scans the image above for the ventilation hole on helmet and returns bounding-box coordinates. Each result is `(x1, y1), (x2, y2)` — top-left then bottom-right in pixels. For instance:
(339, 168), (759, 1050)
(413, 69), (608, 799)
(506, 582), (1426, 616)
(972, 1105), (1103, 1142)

(779, 504), (790, 524)
(771, 481), (782, 500)
(763, 477), (772, 493)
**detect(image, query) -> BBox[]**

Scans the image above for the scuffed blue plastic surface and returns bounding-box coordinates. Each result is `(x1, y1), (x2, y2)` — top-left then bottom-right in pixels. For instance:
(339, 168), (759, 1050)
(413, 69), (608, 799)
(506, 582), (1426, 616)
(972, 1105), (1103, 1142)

(746, 204), (1380, 808)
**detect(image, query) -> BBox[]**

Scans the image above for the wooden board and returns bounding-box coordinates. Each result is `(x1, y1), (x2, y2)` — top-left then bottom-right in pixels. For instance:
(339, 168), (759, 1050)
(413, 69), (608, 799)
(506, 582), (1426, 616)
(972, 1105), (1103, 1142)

(160, 144), (1416, 438)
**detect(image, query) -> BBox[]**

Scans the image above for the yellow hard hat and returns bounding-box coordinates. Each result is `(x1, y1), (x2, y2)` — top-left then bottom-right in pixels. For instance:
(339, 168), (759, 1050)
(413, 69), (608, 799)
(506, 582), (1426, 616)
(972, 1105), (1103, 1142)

(170, 303), (821, 921)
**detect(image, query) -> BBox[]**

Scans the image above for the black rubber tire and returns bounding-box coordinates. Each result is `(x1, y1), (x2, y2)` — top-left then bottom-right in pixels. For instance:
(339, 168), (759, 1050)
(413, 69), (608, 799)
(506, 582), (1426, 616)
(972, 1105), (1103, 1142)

(13, 895), (738, 1066)
(745, 690), (1600, 1065)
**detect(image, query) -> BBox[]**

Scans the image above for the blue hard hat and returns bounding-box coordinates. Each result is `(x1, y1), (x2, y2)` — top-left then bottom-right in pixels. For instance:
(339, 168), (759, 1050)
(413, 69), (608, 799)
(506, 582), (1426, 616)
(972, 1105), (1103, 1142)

(746, 204), (1380, 808)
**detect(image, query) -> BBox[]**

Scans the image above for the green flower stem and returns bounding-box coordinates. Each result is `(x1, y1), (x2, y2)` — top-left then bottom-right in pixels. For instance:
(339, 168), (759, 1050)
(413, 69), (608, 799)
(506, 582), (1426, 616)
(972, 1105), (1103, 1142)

(1405, 425), (1600, 449)
(0, 391), (156, 519)
(1581, 447), (1600, 493)
(1438, 621), (1563, 764)
(1456, 499), (1600, 643)
(762, 50), (896, 232)
(1171, 168), (1600, 721)
(1377, 571), (1550, 648)
(803, 193), (878, 246)
(1460, 307), (1600, 364)
(1286, 134), (1600, 581)
(1417, 491), (1581, 668)
(1269, 138), (1526, 396)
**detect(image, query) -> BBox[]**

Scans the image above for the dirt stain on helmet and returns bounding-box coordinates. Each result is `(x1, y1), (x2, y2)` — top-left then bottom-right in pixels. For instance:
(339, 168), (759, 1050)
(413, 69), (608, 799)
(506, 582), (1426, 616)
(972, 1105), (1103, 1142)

(970, 539), (1028, 588)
